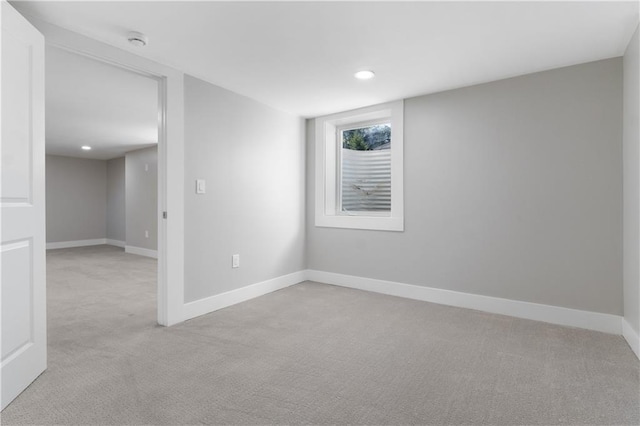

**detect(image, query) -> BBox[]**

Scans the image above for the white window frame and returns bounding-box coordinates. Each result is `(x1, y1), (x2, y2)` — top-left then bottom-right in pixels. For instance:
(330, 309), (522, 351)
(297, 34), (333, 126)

(315, 100), (404, 231)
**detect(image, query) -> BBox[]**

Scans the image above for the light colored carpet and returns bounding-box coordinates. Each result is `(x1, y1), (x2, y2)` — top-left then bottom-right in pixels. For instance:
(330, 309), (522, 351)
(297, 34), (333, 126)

(1, 244), (638, 425)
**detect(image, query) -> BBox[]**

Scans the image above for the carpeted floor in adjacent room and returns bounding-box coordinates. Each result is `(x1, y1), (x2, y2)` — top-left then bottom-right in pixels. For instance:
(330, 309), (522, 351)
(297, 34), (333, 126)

(1, 244), (639, 425)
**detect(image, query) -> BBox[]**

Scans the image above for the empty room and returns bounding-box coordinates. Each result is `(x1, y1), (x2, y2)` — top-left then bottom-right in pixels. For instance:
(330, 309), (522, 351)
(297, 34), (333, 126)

(1, 1), (639, 425)
(42, 44), (162, 364)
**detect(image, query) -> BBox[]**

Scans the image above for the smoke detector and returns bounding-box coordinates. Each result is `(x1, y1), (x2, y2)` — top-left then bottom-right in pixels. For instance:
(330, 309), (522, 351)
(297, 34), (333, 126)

(127, 31), (148, 47)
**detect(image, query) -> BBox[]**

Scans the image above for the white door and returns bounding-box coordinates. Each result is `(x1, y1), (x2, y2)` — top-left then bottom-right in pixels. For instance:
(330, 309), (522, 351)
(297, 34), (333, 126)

(0, 0), (46, 411)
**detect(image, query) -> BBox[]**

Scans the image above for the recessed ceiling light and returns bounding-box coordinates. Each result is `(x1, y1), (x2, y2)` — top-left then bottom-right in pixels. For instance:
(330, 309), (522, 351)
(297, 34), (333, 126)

(127, 31), (148, 47)
(81, 146), (92, 151)
(354, 70), (375, 80)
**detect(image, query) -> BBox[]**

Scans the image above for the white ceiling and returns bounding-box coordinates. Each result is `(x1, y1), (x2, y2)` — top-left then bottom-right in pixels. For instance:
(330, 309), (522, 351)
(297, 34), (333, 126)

(45, 46), (158, 160)
(12, 1), (640, 119)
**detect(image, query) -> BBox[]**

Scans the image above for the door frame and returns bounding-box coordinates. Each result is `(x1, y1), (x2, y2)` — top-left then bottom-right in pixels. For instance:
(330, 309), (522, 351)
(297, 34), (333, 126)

(32, 17), (185, 326)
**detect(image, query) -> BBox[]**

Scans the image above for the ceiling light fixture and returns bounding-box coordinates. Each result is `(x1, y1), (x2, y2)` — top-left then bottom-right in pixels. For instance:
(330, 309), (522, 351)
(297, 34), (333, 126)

(354, 70), (375, 80)
(81, 146), (92, 150)
(127, 31), (148, 47)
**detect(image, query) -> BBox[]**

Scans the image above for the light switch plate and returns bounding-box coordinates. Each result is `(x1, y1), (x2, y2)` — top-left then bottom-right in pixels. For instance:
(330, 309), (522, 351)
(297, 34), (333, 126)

(232, 254), (240, 268)
(196, 179), (206, 194)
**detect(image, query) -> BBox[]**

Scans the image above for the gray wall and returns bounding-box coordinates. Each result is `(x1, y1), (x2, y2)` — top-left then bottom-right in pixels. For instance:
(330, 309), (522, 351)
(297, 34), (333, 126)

(624, 25), (640, 334)
(125, 147), (157, 250)
(307, 58), (623, 315)
(184, 75), (306, 303)
(106, 157), (126, 243)
(46, 155), (107, 242)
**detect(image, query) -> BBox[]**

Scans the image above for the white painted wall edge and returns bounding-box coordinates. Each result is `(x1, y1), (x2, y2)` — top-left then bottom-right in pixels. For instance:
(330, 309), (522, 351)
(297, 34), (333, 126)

(183, 270), (306, 321)
(46, 238), (107, 249)
(105, 239), (125, 248)
(622, 319), (640, 360)
(125, 245), (158, 259)
(306, 270), (623, 335)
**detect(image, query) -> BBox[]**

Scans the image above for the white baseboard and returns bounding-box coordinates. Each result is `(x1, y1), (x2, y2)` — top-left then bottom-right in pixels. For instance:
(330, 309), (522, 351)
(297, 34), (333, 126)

(306, 270), (623, 335)
(106, 239), (125, 248)
(46, 238), (106, 249)
(179, 269), (626, 339)
(622, 318), (640, 360)
(125, 245), (158, 259)
(183, 270), (306, 321)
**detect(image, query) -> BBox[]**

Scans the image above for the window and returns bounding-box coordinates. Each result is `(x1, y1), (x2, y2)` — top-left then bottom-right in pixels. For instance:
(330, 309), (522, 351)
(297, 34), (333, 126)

(339, 121), (391, 214)
(315, 101), (404, 231)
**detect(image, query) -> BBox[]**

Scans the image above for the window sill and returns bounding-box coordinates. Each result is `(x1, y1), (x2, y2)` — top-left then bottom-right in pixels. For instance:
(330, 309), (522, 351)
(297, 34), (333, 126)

(316, 214), (404, 232)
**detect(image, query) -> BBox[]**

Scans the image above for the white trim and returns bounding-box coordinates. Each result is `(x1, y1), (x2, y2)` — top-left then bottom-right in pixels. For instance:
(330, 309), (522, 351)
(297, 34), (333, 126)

(306, 270), (623, 335)
(315, 100), (404, 232)
(125, 245), (158, 259)
(183, 271), (306, 321)
(105, 239), (125, 248)
(46, 239), (106, 250)
(182, 269), (626, 338)
(30, 17), (185, 327)
(622, 318), (640, 360)
(46, 239), (126, 250)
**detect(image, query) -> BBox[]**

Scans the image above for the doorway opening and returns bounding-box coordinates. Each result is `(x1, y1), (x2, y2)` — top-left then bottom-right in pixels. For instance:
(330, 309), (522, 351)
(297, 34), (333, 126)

(44, 45), (163, 330)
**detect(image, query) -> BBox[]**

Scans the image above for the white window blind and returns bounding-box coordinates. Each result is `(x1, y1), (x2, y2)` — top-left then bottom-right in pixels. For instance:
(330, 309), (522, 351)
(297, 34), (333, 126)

(341, 148), (391, 212)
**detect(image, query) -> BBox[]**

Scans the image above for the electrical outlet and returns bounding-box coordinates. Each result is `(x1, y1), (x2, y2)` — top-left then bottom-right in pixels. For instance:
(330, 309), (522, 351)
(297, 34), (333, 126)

(145, 230), (149, 238)
(232, 254), (240, 268)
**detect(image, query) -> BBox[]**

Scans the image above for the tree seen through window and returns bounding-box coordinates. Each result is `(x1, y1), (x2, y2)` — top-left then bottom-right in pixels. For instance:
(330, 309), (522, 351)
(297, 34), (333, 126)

(342, 123), (391, 150)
